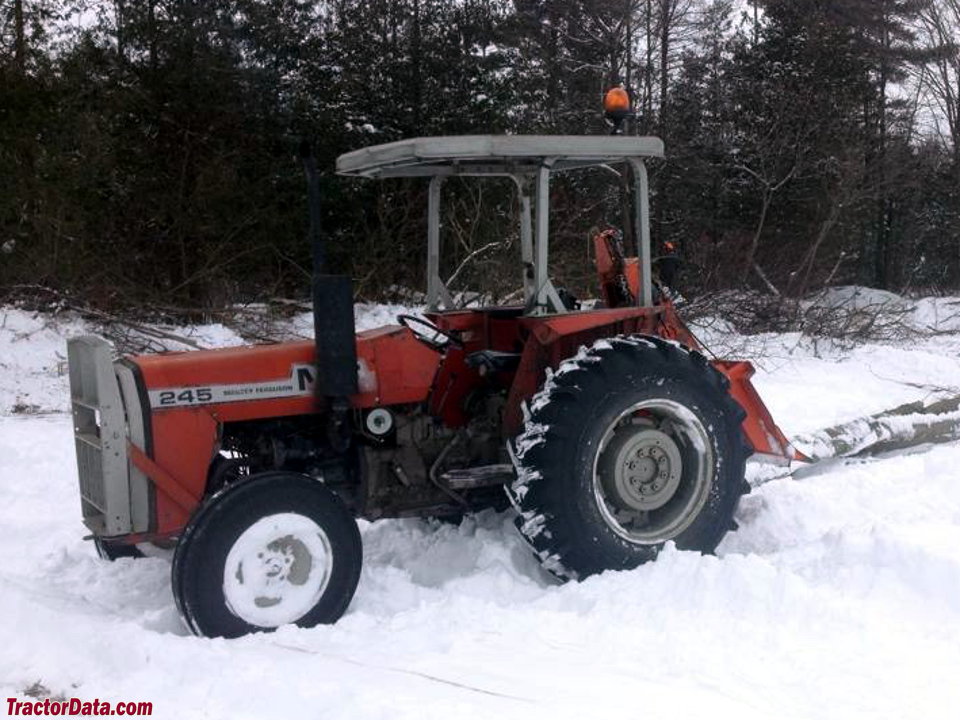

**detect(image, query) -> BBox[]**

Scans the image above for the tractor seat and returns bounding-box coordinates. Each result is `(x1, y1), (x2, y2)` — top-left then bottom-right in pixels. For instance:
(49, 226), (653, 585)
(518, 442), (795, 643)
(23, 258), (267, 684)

(465, 350), (522, 374)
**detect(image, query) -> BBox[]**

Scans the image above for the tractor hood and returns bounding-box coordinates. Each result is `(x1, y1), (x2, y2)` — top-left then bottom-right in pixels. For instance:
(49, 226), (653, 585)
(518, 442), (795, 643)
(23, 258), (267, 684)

(132, 326), (441, 422)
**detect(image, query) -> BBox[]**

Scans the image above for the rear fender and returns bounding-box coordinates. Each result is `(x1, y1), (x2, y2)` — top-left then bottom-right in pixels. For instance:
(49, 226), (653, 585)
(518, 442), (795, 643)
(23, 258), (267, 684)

(503, 308), (661, 435)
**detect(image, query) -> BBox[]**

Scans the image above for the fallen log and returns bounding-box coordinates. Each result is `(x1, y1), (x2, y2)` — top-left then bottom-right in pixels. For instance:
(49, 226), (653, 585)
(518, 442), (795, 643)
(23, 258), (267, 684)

(794, 395), (960, 462)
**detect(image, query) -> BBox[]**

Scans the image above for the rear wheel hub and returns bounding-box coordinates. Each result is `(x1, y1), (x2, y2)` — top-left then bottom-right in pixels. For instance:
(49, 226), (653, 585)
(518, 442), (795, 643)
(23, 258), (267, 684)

(593, 398), (714, 544)
(601, 428), (682, 511)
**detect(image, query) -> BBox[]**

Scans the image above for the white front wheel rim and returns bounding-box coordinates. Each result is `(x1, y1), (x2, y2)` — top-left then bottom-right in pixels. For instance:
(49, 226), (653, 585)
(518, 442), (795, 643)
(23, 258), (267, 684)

(223, 513), (333, 628)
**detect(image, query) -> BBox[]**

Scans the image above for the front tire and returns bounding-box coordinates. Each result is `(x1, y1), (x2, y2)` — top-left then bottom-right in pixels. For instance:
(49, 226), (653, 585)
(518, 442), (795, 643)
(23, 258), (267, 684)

(508, 336), (749, 580)
(172, 471), (362, 638)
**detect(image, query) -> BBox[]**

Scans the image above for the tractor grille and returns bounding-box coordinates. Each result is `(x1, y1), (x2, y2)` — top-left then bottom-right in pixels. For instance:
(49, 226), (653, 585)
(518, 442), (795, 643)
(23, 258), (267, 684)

(76, 437), (106, 511)
(67, 336), (132, 536)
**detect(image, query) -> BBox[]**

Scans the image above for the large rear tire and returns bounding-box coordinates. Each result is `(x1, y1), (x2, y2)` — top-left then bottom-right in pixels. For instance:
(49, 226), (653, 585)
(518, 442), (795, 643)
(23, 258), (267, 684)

(508, 336), (749, 580)
(172, 471), (362, 638)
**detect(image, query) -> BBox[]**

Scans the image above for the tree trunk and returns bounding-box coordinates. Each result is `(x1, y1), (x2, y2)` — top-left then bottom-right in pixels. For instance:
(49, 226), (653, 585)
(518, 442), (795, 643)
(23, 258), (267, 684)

(744, 189), (772, 276)
(624, 4), (632, 95)
(792, 188), (844, 297)
(148, 1), (157, 70)
(644, 0), (652, 129)
(115, 0), (126, 63)
(874, 19), (890, 289)
(796, 396), (960, 462)
(411, 0), (422, 131)
(14, 0), (26, 75)
(658, 0), (670, 136)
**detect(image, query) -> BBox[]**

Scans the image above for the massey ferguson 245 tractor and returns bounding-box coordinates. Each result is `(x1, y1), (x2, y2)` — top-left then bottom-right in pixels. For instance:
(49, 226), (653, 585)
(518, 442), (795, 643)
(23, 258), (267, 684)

(67, 133), (800, 638)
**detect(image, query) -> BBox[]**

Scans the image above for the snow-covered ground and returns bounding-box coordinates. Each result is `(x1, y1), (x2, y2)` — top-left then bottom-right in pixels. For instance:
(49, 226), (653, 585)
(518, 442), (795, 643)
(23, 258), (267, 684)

(1, 295), (960, 719)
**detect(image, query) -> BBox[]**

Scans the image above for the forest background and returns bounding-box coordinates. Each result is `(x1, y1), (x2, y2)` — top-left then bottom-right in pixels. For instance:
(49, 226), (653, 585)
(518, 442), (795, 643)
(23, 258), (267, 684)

(2, 0), (959, 314)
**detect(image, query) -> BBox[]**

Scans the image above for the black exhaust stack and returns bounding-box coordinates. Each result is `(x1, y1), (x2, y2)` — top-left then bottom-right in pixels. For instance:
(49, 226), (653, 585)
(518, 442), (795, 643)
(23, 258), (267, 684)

(300, 141), (357, 451)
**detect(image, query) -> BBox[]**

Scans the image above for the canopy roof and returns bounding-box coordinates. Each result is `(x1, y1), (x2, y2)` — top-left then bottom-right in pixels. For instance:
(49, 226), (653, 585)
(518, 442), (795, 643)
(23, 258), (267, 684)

(336, 135), (664, 178)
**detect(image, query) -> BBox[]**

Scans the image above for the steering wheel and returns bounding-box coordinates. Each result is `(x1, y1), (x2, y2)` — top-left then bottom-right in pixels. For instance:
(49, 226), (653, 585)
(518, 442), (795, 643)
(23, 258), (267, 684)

(397, 314), (463, 352)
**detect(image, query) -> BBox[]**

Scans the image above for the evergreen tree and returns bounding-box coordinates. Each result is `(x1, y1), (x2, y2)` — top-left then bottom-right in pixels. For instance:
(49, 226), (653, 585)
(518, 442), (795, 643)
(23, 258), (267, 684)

(2, 0), (959, 307)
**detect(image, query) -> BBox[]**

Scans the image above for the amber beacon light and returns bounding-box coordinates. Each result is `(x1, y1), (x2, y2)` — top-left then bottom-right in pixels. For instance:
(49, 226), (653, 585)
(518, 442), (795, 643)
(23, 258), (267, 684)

(603, 86), (632, 134)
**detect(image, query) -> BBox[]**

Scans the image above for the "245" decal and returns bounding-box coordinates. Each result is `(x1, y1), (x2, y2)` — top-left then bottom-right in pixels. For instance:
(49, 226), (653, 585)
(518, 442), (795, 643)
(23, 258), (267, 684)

(156, 388), (214, 406)
(147, 365), (316, 408)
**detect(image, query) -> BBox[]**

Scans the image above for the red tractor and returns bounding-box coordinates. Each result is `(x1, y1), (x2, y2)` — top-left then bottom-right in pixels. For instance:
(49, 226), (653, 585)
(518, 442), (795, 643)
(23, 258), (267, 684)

(68, 134), (799, 638)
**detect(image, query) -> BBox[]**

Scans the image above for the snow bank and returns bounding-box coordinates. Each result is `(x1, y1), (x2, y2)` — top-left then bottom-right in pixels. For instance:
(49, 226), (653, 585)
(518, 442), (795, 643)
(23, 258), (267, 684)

(0, 309), (87, 414)
(687, 288), (960, 436)
(2, 294), (960, 718)
(809, 285), (960, 334)
(0, 414), (958, 719)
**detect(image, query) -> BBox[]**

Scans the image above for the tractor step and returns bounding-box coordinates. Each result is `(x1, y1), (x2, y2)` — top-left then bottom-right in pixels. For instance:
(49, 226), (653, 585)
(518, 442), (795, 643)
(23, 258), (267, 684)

(442, 464), (515, 489)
